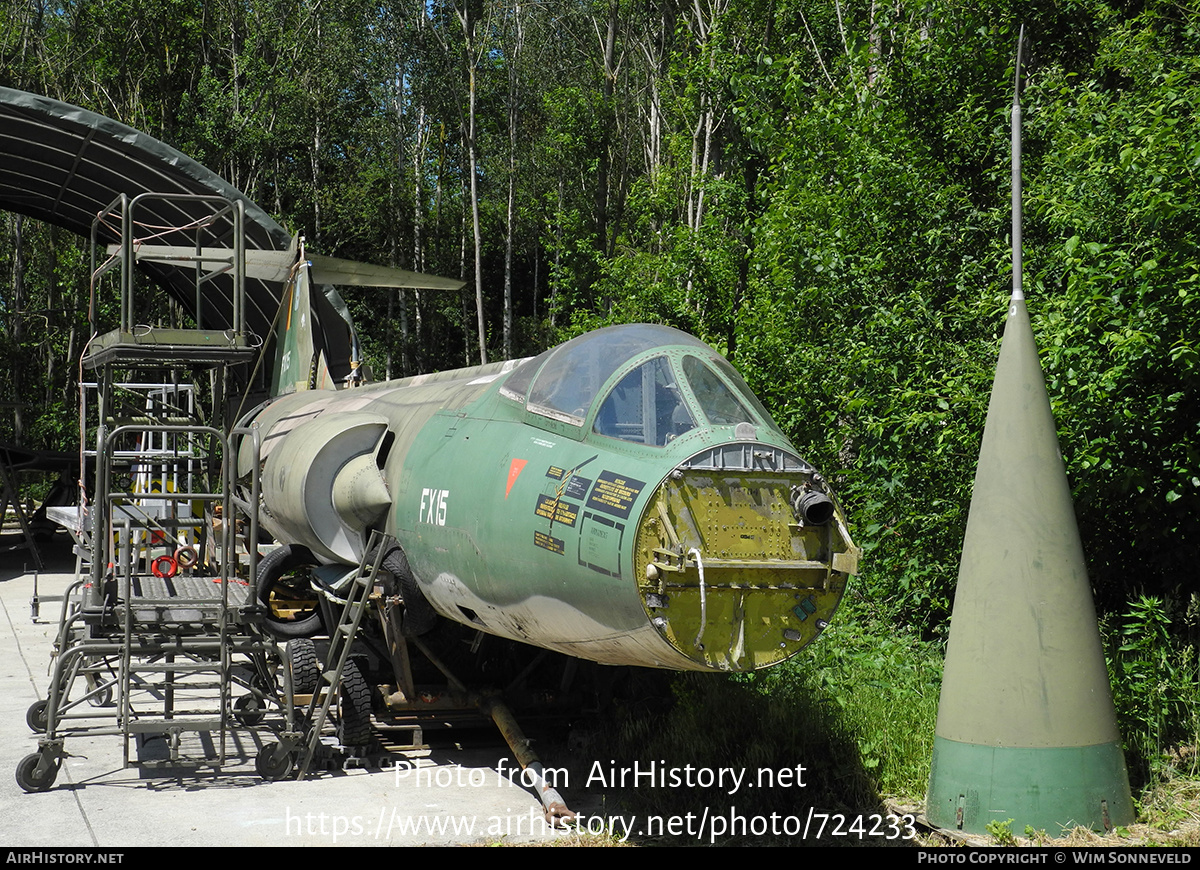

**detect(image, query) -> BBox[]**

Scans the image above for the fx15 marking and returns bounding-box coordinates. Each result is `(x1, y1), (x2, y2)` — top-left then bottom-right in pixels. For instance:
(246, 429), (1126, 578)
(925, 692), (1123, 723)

(419, 488), (449, 525)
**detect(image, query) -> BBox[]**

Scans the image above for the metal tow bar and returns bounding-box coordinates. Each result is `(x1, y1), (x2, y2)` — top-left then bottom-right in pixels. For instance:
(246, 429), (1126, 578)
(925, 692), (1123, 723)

(479, 695), (576, 825)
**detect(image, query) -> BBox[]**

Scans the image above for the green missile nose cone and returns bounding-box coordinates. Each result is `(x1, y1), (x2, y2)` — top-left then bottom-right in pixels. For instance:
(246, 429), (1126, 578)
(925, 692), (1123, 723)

(925, 297), (1135, 836)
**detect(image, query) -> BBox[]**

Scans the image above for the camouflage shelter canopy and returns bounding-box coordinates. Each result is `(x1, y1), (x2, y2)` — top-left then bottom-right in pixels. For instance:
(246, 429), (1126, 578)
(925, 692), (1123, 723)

(0, 86), (357, 382)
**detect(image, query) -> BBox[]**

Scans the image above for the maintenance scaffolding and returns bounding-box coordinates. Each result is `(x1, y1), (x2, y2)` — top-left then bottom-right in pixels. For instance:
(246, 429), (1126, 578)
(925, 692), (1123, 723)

(17, 193), (309, 790)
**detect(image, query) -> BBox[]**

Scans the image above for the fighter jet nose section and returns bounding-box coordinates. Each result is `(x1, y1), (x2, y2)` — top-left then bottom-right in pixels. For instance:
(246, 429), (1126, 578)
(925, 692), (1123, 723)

(237, 324), (859, 674)
(261, 412), (391, 563)
(634, 444), (857, 671)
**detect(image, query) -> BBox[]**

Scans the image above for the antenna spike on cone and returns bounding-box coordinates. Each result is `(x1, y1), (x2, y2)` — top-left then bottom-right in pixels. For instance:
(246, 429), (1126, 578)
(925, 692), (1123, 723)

(925, 26), (1135, 836)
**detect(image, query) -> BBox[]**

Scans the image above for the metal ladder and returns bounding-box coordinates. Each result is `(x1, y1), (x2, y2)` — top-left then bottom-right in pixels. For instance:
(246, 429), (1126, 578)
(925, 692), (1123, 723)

(15, 191), (276, 793)
(294, 533), (391, 778)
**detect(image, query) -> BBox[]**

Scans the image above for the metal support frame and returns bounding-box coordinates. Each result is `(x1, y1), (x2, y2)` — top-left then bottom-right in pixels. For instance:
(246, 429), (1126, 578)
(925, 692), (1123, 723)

(89, 192), (246, 336)
(16, 192), (289, 794)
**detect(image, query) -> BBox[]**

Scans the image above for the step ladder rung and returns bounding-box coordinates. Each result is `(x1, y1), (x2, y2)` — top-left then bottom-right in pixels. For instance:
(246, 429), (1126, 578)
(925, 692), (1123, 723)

(125, 718), (225, 733)
(127, 663), (223, 674)
(295, 532), (392, 780)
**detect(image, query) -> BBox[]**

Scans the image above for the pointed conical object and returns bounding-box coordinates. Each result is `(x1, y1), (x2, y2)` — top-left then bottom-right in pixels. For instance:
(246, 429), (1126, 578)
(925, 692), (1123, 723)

(925, 28), (1134, 835)
(924, 294), (1135, 834)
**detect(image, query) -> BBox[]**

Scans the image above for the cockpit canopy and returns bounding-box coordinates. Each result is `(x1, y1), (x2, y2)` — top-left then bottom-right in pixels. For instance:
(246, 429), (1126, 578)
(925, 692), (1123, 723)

(499, 324), (780, 446)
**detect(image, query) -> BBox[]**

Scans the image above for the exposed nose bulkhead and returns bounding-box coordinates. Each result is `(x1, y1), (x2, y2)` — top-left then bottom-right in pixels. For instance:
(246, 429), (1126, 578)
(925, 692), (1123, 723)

(634, 444), (857, 671)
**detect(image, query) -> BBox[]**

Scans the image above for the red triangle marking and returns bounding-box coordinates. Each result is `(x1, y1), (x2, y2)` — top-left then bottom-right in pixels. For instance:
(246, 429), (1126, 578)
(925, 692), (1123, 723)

(505, 458), (528, 499)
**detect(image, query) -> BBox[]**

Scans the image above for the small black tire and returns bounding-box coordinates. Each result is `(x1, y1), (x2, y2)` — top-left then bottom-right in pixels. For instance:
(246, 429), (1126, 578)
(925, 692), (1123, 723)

(336, 658), (373, 747)
(85, 675), (114, 708)
(255, 743), (294, 781)
(26, 699), (48, 734)
(286, 637), (321, 695)
(382, 548), (438, 636)
(256, 544), (324, 639)
(16, 753), (57, 793)
(234, 694), (266, 727)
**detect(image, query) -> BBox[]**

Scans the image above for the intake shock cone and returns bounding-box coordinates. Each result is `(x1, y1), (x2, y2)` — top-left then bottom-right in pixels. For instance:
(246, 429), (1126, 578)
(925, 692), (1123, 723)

(925, 296), (1134, 835)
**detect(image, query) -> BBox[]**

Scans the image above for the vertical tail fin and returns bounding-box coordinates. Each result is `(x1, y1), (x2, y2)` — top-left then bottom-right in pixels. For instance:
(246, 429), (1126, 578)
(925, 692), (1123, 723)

(270, 237), (334, 394)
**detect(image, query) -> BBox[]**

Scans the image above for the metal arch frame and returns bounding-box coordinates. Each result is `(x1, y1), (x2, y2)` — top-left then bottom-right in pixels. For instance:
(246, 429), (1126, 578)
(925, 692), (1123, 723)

(0, 86), (357, 382)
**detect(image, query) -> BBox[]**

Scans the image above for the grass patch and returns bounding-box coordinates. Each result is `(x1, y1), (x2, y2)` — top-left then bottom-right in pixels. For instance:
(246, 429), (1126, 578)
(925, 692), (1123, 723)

(752, 597), (944, 799)
(588, 599), (942, 843)
(579, 594), (1199, 845)
(1105, 593), (1200, 791)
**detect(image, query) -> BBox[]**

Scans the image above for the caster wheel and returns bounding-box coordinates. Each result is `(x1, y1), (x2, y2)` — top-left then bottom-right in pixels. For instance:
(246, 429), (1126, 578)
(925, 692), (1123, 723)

(16, 753), (58, 793)
(255, 743), (294, 781)
(86, 674), (115, 707)
(26, 699), (48, 734)
(235, 694), (266, 727)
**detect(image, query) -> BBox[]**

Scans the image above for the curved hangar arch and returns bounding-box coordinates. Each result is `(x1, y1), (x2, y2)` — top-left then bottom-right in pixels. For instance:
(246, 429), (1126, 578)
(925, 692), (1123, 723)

(0, 86), (357, 381)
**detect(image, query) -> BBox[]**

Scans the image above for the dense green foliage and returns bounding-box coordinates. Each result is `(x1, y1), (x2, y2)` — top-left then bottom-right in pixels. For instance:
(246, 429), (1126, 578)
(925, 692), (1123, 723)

(1, 0), (1197, 786)
(1105, 594), (1200, 784)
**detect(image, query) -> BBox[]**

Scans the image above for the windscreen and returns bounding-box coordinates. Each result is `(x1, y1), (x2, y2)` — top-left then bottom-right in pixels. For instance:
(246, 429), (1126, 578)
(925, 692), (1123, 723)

(523, 324), (708, 425)
(593, 356), (696, 446)
(681, 355), (756, 427)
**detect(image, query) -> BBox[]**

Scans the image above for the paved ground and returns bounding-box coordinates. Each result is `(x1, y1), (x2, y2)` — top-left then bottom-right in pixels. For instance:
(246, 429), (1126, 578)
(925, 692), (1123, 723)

(0, 535), (590, 848)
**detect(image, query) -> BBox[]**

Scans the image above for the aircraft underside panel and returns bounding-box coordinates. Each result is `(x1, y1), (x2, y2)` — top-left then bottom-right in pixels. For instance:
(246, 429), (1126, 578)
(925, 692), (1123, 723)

(419, 577), (708, 670)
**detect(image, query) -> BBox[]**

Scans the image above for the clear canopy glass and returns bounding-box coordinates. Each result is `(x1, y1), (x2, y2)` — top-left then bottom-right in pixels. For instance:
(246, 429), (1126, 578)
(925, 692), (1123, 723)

(501, 324), (778, 444)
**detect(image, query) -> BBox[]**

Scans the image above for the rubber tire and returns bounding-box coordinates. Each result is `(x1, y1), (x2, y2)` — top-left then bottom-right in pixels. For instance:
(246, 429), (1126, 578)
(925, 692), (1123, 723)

(256, 544), (324, 639)
(255, 743), (294, 781)
(16, 753), (57, 793)
(382, 548), (438, 636)
(234, 694), (266, 727)
(26, 699), (48, 734)
(85, 674), (115, 708)
(285, 638), (321, 695)
(336, 658), (373, 747)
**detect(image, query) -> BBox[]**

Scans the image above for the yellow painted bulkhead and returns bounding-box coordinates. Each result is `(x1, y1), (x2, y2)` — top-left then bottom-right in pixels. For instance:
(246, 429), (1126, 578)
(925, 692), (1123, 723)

(634, 467), (855, 671)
